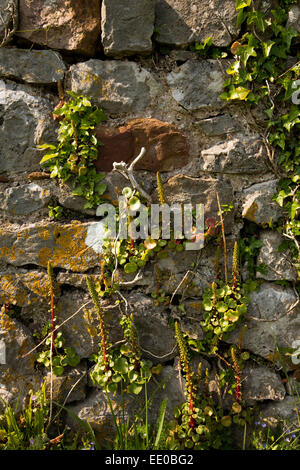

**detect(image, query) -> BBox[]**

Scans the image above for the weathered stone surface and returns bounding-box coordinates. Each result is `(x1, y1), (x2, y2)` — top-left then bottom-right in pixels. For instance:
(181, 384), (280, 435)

(0, 49), (66, 84)
(227, 283), (300, 360)
(287, 4), (300, 31)
(257, 231), (298, 281)
(242, 180), (285, 224)
(198, 115), (242, 136)
(0, 183), (51, 215)
(95, 118), (189, 172)
(44, 363), (87, 404)
(200, 136), (268, 174)
(260, 396), (300, 428)
(69, 60), (159, 114)
(101, 0), (155, 57)
(0, 221), (104, 272)
(0, 82), (56, 175)
(0, 0), (17, 46)
(0, 312), (42, 412)
(167, 60), (225, 110)
(242, 364), (286, 405)
(0, 271), (50, 306)
(155, 0), (239, 47)
(163, 174), (234, 233)
(66, 388), (140, 439)
(148, 365), (185, 420)
(16, 0), (101, 56)
(127, 292), (177, 363)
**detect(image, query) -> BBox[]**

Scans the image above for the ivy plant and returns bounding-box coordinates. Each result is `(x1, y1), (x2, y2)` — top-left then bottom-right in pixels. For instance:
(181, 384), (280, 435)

(39, 92), (107, 209)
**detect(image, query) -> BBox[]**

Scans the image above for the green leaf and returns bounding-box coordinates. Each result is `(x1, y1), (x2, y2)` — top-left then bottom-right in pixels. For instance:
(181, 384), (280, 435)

(95, 183), (107, 195)
(127, 383), (143, 395)
(124, 262), (138, 274)
(40, 153), (58, 164)
(236, 0), (252, 9)
(261, 40), (275, 58)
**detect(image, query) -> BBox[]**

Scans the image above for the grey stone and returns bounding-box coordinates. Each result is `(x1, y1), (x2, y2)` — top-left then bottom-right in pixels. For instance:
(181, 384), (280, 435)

(44, 363), (87, 404)
(155, 0), (239, 47)
(101, 0), (155, 57)
(0, 312), (42, 412)
(226, 283), (300, 360)
(55, 291), (123, 359)
(286, 377), (300, 397)
(286, 4), (300, 31)
(0, 221), (104, 272)
(0, 0), (17, 46)
(0, 270), (50, 307)
(0, 82), (57, 175)
(163, 174), (234, 233)
(259, 396), (300, 428)
(65, 388), (141, 439)
(0, 183), (51, 215)
(242, 364), (286, 405)
(69, 59), (160, 114)
(167, 60), (225, 110)
(127, 291), (177, 363)
(0, 49), (66, 84)
(198, 115), (242, 136)
(257, 231), (298, 282)
(242, 180), (285, 224)
(148, 365), (185, 420)
(200, 136), (268, 174)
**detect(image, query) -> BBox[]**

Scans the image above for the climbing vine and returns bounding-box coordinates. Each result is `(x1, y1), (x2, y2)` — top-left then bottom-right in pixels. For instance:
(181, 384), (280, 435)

(221, 0), (300, 277)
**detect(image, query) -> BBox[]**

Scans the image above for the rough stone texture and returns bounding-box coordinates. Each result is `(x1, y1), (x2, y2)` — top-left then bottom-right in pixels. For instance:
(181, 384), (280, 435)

(126, 292), (177, 363)
(242, 180), (285, 224)
(44, 363), (87, 404)
(197, 114), (242, 136)
(0, 222), (104, 272)
(155, 0), (239, 47)
(242, 364), (286, 405)
(101, 0), (155, 57)
(227, 283), (300, 360)
(163, 174), (234, 233)
(0, 0), (18, 46)
(287, 4), (300, 31)
(0, 82), (56, 175)
(199, 136), (268, 174)
(69, 60), (160, 115)
(0, 313), (41, 412)
(16, 0), (101, 56)
(260, 396), (300, 428)
(95, 118), (189, 172)
(65, 388), (140, 440)
(167, 60), (225, 110)
(0, 183), (51, 215)
(0, 49), (66, 84)
(0, 271), (50, 306)
(257, 231), (298, 281)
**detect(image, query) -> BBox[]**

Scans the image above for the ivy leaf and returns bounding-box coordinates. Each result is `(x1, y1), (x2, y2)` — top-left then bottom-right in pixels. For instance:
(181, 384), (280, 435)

(261, 40), (275, 58)
(290, 200), (299, 220)
(238, 44), (257, 67)
(236, 0), (252, 9)
(40, 153), (58, 164)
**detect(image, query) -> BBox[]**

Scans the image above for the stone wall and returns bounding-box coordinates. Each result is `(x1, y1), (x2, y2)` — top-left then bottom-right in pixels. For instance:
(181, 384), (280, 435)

(0, 0), (299, 439)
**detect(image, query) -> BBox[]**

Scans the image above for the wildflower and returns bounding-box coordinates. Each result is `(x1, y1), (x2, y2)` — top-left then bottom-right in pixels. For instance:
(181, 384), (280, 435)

(285, 437), (291, 442)
(90, 442), (95, 450)
(255, 421), (260, 426)
(262, 443), (267, 449)
(261, 422), (266, 428)
(29, 438), (34, 446)
(291, 433), (296, 439)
